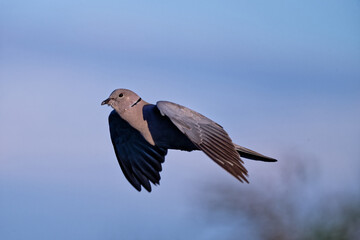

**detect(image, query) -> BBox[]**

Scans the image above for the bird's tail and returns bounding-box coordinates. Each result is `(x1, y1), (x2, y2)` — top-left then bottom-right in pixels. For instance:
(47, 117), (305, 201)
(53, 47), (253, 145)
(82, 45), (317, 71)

(234, 144), (277, 162)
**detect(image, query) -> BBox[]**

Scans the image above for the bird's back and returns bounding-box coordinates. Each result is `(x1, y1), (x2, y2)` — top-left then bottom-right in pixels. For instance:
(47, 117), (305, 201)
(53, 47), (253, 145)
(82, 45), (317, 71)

(142, 104), (198, 151)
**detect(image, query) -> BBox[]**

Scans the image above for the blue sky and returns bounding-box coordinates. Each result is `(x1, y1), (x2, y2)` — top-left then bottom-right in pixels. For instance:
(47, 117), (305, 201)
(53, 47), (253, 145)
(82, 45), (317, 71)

(1, 1), (359, 239)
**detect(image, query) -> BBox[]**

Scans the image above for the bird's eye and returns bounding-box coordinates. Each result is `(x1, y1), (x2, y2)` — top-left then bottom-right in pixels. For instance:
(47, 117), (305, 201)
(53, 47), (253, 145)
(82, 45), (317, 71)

(119, 93), (124, 98)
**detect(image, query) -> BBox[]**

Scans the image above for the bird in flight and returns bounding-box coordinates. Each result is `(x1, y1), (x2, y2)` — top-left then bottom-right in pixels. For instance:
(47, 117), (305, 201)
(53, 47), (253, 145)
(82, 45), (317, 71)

(102, 89), (277, 192)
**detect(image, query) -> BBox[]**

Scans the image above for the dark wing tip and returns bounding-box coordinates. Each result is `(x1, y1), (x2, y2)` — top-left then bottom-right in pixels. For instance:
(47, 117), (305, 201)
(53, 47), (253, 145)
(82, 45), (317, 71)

(234, 144), (278, 162)
(268, 158), (277, 162)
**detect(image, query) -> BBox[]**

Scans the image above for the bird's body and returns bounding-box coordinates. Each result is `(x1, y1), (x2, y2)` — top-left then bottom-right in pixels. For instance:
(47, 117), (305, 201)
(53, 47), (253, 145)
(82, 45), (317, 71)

(117, 98), (156, 145)
(143, 104), (198, 151)
(102, 89), (277, 192)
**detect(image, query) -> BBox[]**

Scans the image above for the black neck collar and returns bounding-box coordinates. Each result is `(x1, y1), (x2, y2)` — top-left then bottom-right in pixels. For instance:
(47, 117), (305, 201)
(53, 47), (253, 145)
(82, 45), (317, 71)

(131, 97), (142, 107)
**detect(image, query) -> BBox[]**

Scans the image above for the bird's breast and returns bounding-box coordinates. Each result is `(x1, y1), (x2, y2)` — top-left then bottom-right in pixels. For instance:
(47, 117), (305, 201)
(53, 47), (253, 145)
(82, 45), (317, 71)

(117, 106), (155, 145)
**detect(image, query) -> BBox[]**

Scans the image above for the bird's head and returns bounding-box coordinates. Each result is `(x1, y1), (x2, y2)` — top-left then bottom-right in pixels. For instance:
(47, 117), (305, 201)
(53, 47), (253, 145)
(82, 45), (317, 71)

(101, 89), (142, 113)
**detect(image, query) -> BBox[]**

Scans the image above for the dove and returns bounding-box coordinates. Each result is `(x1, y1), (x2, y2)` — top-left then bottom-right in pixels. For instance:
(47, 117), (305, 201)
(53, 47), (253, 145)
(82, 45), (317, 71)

(102, 89), (277, 192)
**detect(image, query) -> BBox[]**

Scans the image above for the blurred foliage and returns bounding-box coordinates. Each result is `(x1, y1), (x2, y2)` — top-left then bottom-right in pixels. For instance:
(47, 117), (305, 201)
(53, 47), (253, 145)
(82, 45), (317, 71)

(199, 156), (360, 240)
(304, 201), (360, 240)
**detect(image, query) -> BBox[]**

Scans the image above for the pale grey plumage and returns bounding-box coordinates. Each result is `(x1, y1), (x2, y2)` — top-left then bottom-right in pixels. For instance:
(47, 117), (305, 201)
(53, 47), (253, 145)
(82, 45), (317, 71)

(157, 101), (248, 182)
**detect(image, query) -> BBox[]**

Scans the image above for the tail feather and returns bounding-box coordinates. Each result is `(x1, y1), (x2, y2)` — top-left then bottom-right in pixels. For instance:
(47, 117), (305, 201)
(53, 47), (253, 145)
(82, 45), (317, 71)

(234, 144), (277, 162)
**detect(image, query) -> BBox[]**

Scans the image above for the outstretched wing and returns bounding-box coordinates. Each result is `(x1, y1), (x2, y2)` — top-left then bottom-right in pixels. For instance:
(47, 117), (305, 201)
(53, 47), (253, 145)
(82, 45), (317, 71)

(157, 101), (248, 183)
(108, 110), (167, 192)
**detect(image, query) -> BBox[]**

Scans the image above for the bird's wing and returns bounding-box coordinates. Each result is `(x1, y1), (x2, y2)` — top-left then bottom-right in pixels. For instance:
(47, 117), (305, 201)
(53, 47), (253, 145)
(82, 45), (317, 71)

(157, 101), (248, 183)
(108, 110), (167, 192)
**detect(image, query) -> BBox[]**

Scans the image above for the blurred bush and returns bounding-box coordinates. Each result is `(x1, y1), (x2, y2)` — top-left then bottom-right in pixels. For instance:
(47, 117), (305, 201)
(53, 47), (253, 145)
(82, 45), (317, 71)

(199, 156), (360, 240)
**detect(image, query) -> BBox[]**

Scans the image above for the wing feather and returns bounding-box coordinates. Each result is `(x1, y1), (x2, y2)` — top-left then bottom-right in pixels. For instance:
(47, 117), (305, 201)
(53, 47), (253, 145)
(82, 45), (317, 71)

(109, 110), (167, 192)
(157, 101), (248, 183)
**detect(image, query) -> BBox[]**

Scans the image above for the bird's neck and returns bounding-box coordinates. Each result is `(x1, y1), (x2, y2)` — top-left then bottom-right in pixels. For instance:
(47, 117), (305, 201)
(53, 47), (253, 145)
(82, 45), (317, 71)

(117, 100), (155, 145)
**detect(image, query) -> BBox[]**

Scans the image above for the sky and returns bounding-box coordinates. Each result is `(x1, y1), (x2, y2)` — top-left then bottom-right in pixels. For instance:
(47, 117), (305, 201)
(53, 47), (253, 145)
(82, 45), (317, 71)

(0, 1), (359, 239)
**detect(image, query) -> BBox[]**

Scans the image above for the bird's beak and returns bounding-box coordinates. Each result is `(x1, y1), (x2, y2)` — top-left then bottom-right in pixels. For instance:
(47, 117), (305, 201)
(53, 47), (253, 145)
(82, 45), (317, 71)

(101, 98), (110, 106)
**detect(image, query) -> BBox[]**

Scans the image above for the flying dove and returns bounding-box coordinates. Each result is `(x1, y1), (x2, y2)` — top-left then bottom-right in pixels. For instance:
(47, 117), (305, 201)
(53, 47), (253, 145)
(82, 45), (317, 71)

(102, 89), (277, 192)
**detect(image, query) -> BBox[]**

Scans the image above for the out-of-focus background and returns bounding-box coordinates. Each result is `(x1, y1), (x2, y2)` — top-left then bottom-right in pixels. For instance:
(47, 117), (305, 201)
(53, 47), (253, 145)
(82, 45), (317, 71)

(1, 1), (359, 239)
